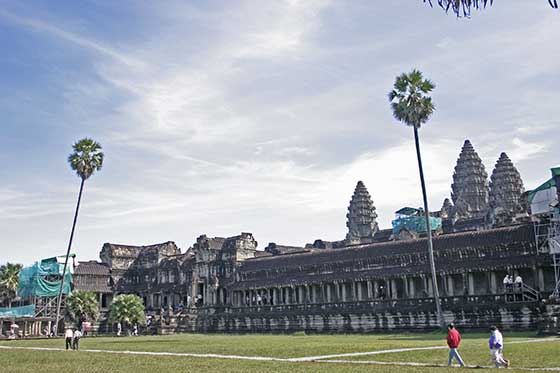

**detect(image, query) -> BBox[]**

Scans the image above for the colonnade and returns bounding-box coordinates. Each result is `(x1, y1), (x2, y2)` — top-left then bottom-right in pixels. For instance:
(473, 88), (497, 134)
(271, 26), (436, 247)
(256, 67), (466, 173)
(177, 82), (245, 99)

(231, 267), (547, 307)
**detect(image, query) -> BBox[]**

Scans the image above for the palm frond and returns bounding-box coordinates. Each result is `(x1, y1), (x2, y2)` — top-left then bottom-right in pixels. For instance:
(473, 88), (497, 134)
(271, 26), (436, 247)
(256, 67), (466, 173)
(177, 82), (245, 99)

(424, 0), (558, 18)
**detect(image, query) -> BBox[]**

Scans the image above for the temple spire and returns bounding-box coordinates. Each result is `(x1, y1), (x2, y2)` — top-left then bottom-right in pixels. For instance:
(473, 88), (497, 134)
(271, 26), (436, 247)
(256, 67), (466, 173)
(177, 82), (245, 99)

(450, 139), (489, 217)
(346, 181), (378, 244)
(488, 152), (527, 226)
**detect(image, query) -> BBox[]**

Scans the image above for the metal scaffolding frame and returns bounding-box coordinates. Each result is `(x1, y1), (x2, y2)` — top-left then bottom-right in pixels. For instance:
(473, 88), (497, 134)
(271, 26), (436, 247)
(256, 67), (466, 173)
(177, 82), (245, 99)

(533, 210), (560, 298)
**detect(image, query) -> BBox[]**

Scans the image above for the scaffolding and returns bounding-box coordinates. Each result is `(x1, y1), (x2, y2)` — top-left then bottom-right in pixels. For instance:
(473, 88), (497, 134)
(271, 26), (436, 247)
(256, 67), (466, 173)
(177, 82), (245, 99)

(533, 210), (560, 298)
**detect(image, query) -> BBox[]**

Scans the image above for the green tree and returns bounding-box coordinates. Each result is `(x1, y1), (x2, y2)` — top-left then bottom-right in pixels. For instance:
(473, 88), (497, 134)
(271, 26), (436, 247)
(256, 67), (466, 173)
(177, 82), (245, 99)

(109, 294), (145, 331)
(66, 290), (99, 327)
(0, 263), (23, 307)
(424, 0), (558, 17)
(388, 69), (444, 328)
(55, 138), (104, 332)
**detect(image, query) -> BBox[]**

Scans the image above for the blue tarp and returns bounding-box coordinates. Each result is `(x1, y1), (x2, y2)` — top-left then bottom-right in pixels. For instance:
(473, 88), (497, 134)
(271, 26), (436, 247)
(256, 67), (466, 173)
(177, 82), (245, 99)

(17, 257), (72, 298)
(0, 304), (35, 318)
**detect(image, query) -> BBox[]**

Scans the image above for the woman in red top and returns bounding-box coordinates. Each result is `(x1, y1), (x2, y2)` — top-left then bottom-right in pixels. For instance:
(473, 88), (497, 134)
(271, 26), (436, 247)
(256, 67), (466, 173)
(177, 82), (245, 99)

(447, 323), (466, 367)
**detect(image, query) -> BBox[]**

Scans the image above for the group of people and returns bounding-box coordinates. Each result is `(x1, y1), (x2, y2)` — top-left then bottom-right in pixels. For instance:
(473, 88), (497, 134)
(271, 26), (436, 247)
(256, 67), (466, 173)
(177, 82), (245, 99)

(64, 328), (82, 351)
(503, 274), (523, 291)
(447, 323), (510, 368)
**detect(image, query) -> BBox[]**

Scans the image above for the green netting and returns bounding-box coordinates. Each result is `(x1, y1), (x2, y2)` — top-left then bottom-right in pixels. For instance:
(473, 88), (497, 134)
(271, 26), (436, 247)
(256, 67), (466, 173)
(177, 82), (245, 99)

(17, 257), (72, 298)
(392, 215), (442, 235)
(0, 304), (35, 318)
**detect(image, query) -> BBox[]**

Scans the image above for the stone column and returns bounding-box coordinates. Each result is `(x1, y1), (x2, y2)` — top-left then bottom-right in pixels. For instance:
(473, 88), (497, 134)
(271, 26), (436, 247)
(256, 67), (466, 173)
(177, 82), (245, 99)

(538, 268), (545, 292)
(367, 280), (373, 299)
(408, 277), (415, 298)
(334, 282), (340, 302)
(341, 283), (347, 302)
(467, 273), (475, 295)
(447, 275), (454, 296)
(356, 281), (363, 301)
(402, 277), (409, 298)
(489, 272), (497, 294)
(390, 279), (398, 299)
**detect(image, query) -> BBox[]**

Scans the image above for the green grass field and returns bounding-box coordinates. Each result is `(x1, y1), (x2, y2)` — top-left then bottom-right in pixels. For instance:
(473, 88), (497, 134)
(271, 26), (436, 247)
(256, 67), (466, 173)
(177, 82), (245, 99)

(0, 332), (558, 372)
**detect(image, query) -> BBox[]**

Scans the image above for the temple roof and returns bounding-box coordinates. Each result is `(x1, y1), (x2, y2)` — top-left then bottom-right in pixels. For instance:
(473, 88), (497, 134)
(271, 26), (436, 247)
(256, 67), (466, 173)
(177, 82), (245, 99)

(231, 224), (534, 289)
(238, 224), (532, 272)
(75, 261), (110, 276)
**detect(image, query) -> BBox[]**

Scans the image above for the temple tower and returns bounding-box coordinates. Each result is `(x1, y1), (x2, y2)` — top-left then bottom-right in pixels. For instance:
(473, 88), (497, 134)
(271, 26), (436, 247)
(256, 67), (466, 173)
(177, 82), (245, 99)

(488, 152), (526, 226)
(346, 181), (378, 244)
(451, 140), (489, 217)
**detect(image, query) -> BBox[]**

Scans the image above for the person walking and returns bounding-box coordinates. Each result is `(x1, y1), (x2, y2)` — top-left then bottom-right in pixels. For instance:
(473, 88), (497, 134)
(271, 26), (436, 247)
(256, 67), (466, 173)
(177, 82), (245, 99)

(447, 323), (465, 367)
(489, 326), (510, 368)
(64, 328), (73, 350)
(72, 328), (82, 350)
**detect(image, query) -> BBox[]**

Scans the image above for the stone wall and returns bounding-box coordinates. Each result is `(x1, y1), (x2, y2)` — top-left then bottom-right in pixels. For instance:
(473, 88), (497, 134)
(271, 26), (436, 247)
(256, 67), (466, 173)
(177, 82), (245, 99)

(168, 296), (544, 334)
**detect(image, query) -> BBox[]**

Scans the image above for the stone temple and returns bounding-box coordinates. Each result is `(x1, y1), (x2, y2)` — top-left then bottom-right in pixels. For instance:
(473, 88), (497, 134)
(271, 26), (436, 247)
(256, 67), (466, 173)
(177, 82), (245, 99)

(72, 140), (559, 334)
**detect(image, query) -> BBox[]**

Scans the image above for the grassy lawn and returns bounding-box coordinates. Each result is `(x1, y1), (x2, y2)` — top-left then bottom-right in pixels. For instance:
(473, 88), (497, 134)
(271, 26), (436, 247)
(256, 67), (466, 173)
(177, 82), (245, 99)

(0, 332), (558, 372)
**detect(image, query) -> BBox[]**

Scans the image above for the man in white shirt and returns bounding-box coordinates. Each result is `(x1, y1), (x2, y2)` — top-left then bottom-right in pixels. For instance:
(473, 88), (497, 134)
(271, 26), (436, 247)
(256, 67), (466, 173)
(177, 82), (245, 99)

(64, 328), (73, 350)
(489, 326), (509, 368)
(73, 329), (83, 350)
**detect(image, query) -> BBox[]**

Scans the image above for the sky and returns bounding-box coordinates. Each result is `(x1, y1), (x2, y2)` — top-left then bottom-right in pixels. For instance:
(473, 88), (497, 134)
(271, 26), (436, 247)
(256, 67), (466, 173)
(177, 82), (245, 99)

(1, 0), (559, 265)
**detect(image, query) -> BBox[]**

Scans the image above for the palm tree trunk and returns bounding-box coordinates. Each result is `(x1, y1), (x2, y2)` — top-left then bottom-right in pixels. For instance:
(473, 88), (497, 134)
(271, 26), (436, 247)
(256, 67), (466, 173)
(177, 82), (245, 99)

(413, 126), (445, 328)
(54, 177), (85, 334)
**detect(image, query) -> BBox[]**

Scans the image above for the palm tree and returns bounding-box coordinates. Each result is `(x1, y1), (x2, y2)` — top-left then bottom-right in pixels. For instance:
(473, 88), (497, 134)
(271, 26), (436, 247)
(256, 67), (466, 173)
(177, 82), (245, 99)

(388, 69), (444, 328)
(109, 294), (145, 334)
(55, 138), (104, 333)
(424, 0), (558, 17)
(0, 263), (23, 307)
(66, 290), (99, 328)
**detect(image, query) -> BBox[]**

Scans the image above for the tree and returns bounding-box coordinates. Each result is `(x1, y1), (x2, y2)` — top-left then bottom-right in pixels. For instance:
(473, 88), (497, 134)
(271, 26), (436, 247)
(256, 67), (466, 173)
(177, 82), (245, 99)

(55, 138), (104, 333)
(388, 69), (444, 328)
(0, 263), (23, 307)
(424, 0), (558, 17)
(66, 290), (99, 327)
(109, 294), (145, 332)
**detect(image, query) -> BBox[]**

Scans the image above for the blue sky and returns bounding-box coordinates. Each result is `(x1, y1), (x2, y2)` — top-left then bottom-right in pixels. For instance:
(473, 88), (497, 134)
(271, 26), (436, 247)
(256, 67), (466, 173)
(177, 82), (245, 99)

(1, 1), (559, 264)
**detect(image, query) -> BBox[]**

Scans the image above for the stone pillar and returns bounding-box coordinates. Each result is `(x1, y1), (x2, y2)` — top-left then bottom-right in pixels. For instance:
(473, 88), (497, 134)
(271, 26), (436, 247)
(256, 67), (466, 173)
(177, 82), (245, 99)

(390, 279), (398, 299)
(334, 282), (340, 302)
(490, 272), (497, 294)
(467, 273), (475, 295)
(538, 268), (545, 292)
(367, 280), (373, 299)
(402, 277), (409, 298)
(351, 282), (356, 301)
(409, 277), (415, 298)
(356, 281), (363, 301)
(341, 283), (347, 302)
(447, 275), (454, 296)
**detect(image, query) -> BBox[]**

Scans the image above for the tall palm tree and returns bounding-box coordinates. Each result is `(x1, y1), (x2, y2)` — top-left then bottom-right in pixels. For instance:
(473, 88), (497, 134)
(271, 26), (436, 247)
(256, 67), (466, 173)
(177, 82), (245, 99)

(424, 0), (558, 17)
(55, 138), (104, 333)
(388, 69), (444, 328)
(0, 263), (23, 307)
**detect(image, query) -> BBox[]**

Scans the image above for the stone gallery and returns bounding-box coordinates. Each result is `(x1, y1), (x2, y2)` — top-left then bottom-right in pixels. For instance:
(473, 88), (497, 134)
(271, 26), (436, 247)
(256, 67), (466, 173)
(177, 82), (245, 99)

(74, 140), (560, 334)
